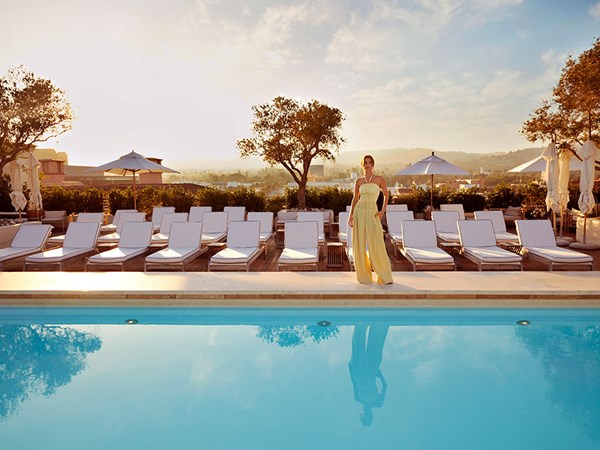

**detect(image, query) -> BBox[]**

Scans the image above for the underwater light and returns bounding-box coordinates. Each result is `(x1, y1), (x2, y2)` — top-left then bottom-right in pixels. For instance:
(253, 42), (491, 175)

(516, 320), (531, 326)
(317, 321), (331, 327)
(125, 319), (139, 324)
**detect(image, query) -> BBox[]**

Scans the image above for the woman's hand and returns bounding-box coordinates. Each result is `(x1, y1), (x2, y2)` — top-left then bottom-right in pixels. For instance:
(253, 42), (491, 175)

(348, 215), (354, 228)
(375, 211), (384, 220)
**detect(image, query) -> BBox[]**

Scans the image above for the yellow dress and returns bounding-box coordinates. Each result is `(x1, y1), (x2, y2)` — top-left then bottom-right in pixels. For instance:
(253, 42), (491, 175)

(352, 183), (393, 284)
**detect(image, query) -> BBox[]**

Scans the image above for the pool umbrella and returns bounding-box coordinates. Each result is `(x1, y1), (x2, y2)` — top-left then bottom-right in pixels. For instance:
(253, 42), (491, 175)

(87, 150), (179, 210)
(3, 159), (26, 221)
(508, 154), (583, 173)
(394, 152), (468, 209)
(21, 152), (43, 212)
(570, 140), (599, 249)
(541, 143), (560, 237)
(557, 149), (574, 243)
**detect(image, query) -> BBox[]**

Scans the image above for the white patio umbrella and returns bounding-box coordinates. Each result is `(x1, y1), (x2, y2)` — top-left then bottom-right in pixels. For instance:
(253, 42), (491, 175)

(395, 152), (468, 209)
(571, 140), (599, 249)
(21, 152), (43, 212)
(508, 154), (583, 173)
(542, 142), (560, 215)
(3, 159), (27, 221)
(557, 149), (574, 242)
(87, 150), (179, 209)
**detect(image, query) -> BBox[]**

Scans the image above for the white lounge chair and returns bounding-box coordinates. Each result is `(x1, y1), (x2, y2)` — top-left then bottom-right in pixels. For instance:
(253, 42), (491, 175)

(0, 224), (52, 270)
(189, 206), (212, 222)
(200, 212), (228, 244)
(400, 220), (455, 271)
(516, 220), (593, 271)
(150, 212), (188, 246)
(386, 210), (415, 257)
(440, 204), (465, 220)
(296, 211), (326, 245)
(247, 212), (274, 255)
(85, 221), (153, 271)
(431, 210), (461, 243)
(277, 221), (319, 271)
(209, 221), (261, 272)
(25, 222), (101, 270)
(97, 212), (146, 246)
(100, 209), (138, 234)
(41, 210), (67, 231)
(458, 220), (522, 271)
(345, 224), (355, 271)
(150, 206), (175, 231)
(224, 206), (246, 223)
(338, 211), (350, 245)
(144, 222), (207, 271)
(387, 204), (409, 212)
(47, 212), (105, 247)
(474, 210), (519, 243)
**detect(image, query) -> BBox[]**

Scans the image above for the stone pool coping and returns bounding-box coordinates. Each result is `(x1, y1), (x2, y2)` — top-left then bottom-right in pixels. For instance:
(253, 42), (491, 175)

(0, 271), (599, 307)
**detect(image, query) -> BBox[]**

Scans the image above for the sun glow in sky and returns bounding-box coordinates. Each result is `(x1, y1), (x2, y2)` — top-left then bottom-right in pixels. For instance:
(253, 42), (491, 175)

(2, 0), (599, 168)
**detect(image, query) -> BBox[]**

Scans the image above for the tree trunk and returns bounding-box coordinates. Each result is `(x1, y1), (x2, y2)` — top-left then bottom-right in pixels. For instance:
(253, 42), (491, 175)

(297, 182), (306, 210)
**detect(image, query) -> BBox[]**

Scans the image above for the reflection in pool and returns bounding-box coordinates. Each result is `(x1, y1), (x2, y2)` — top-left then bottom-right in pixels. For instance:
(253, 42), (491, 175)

(0, 308), (599, 450)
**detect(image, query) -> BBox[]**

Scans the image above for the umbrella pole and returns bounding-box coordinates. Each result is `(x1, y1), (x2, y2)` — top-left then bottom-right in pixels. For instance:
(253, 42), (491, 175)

(430, 174), (434, 209)
(133, 170), (137, 210)
(583, 213), (588, 244)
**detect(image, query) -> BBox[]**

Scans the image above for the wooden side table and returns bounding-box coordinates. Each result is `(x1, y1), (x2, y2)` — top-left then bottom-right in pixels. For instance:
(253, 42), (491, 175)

(327, 242), (344, 267)
(207, 242), (227, 257)
(276, 228), (285, 249)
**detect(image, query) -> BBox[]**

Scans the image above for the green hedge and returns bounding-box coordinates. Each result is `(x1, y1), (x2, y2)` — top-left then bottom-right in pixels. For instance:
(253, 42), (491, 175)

(41, 186), (104, 214)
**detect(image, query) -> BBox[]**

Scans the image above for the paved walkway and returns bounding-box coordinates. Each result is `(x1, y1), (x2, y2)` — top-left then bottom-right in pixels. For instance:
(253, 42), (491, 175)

(1, 271), (599, 307)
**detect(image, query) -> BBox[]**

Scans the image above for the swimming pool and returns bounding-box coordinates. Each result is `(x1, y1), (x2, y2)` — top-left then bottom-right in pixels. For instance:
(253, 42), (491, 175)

(1, 307), (599, 449)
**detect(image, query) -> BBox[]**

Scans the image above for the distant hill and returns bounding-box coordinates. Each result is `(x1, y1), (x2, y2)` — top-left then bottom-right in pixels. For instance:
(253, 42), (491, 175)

(332, 147), (543, 173)
(172, 146), (545, 174)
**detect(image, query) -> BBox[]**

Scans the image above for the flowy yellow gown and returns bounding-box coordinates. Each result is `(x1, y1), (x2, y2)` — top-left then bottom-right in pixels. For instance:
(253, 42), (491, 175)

(352, 183), (393, 284)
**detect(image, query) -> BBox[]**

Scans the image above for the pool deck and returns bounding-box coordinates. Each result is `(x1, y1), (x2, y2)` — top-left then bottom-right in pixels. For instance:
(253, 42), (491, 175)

(1, 271), (599, 308)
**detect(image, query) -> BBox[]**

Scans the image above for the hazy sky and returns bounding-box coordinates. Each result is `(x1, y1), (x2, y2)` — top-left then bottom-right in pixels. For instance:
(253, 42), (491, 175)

(2, 0), (599, 168)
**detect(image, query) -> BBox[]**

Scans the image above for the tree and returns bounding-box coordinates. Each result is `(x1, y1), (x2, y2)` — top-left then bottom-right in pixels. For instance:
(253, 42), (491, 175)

(237, 96), (345, 209)
(0, 66), (72, 174)
(522, 38), (600, 165)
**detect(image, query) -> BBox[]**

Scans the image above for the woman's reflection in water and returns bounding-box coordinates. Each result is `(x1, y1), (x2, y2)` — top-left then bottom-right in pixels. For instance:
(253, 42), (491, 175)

(348, 324), (389, 426)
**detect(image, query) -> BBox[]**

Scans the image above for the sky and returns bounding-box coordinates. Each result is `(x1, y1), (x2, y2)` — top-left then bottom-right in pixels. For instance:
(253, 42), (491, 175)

(1, 0), (600, 169)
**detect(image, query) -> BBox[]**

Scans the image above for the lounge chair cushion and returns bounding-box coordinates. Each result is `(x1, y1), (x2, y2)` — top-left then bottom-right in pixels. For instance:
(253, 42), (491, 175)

(279, 247), (319, 263)
(0, 247), (41, 262)
(463, 246), (522, 263)
(146, 247), (200, 264)
(259, 231), (273, 243)
(26, 247), (93, 263)
(388, 232), (403, 244)
(211, 247), (260, 264)
(494, 231), (519, 242)
(11, 225), (52, 248)
(201, 232), (226, 244)
(437, 232), (460, 243)
(150, 233), (169, 245)
(97, 232), (120, 244)
(87, 247), (147, 264)
(526, 246), (593, 264)
(403, 247), (454, 264)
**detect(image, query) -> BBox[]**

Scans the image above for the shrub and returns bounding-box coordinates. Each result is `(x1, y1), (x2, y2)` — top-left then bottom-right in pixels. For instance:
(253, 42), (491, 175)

(447, 188), (486, 212)
(196, 188), (230, 211)
(284, 186), (353, 214)
(486, 183), (524, 209)
(41, 186), (104, 214)
(228, 187), (267, 212)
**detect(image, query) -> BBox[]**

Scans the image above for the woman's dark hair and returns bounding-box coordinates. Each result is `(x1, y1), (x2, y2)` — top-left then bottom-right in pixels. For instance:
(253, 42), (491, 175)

(361, 155), (375, 166)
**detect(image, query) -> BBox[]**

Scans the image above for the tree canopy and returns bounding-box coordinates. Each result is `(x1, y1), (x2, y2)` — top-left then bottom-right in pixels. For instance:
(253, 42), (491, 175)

(237, 96), (345, 209)
(0, 66), (72, 173)
(522, 37), (600, 161)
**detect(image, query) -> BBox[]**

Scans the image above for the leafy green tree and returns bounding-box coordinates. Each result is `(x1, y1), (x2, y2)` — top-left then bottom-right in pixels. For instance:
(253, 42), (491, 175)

(522, 38), (600, 166)
(237, 96), (345, 209)
(0, 66), (72, 173)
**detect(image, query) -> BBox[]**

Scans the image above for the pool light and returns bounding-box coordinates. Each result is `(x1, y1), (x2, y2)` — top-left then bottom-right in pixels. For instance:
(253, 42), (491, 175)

(125, 319), (139, 324)
(317, 320), (332, 327)
(516, 320), (531, 326)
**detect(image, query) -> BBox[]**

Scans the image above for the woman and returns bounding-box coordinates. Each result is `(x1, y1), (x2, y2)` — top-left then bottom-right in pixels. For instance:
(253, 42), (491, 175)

(348, 155), (393, 284)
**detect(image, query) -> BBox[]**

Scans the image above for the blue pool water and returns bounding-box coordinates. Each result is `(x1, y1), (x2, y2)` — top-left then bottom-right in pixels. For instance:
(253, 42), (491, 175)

(0, 307), (599, 450)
